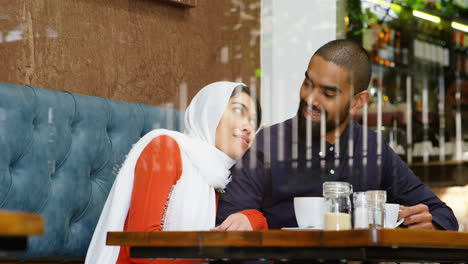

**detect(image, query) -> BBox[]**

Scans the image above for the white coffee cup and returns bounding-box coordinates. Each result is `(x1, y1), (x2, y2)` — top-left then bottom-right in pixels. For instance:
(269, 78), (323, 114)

(294, 197), (325, 229)
(385, 203), (404, 229)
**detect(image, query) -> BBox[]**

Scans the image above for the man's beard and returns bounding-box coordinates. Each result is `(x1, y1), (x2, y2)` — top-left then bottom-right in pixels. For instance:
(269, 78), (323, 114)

(296, 100), (350, 141)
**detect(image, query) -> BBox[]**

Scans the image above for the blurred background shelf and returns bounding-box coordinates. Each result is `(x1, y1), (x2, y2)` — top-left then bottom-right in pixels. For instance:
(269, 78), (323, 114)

(345, 0), (468, 231)
(409, 160), (468, 187)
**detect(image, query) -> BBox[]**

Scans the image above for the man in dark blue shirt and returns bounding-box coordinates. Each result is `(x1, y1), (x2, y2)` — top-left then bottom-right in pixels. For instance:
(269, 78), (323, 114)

(214, 39), (458, 231)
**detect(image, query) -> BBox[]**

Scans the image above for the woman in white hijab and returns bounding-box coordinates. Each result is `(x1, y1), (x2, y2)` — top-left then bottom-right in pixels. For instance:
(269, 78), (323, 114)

(85, 82), (266, 264)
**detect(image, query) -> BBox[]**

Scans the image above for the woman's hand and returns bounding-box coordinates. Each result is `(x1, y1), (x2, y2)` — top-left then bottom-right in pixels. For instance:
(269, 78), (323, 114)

(211, 213), (253, 231)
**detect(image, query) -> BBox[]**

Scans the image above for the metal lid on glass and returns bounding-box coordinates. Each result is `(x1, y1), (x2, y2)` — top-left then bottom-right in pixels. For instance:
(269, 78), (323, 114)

(322, 181), (353, 196)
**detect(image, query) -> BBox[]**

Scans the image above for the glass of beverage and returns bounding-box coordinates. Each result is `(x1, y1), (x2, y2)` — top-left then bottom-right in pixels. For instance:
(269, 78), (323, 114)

(366, 190), (386, 228)
(323, 181), (353, 230)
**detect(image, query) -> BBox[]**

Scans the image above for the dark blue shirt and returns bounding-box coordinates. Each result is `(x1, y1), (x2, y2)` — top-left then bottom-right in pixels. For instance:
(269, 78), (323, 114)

(217, 118), (458, 231)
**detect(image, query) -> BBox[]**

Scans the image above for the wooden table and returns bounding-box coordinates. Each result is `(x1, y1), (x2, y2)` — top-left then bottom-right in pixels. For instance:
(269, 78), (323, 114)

(0, 210), (44, 251)
(107, 229), (468, 262)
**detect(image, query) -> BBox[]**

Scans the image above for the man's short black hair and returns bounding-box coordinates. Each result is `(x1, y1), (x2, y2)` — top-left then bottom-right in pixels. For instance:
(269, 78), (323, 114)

(313, 39), (372, 93)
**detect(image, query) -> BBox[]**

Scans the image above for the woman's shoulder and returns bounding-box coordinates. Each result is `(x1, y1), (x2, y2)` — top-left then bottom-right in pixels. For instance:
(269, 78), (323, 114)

(137, 135), (183, 173)
(146, 134), (181, 153)
(149, 134), (179, 144)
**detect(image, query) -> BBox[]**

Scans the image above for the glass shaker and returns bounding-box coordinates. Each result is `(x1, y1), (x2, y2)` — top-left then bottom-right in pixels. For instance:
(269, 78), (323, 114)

(366, 190), (386, 228)
(353, 192), (369, 229)
(323, 181), (353, 230)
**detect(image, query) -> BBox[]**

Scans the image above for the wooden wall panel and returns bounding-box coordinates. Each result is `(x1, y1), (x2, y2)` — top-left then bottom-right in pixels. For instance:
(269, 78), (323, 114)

(0, 0), (260, 109)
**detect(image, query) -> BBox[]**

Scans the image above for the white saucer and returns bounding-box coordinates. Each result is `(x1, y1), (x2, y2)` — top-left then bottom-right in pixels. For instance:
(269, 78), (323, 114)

(281, 227), (322, 230)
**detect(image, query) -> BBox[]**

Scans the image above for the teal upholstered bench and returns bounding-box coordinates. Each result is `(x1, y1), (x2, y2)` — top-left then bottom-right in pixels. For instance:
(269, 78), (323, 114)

(0, 82), (183, 262)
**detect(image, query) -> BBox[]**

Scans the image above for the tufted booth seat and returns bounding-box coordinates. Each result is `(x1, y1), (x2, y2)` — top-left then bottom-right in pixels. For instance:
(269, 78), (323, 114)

(0, 82), (183, 261)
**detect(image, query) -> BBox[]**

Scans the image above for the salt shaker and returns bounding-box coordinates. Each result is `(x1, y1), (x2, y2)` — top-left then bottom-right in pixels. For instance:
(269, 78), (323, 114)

(353, 192), (368, 229)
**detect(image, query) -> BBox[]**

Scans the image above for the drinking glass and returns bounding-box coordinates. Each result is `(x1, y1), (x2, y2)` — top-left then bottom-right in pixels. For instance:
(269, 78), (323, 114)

(366, 190), (386, 228)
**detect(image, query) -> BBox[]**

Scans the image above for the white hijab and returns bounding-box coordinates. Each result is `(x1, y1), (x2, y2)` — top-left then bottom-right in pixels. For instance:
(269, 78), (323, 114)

(85, 81), (247, 264)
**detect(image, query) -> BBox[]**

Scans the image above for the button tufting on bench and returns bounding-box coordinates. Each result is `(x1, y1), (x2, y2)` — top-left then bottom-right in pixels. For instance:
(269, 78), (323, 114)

(0, 83), (184, 260)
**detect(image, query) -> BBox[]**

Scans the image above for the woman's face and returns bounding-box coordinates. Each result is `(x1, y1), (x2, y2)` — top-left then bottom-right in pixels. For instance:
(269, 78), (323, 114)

(215, 92), (258, 160)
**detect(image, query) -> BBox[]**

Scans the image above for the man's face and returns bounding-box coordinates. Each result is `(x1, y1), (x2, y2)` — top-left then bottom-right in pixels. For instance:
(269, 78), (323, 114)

(297, 55), (352, 138)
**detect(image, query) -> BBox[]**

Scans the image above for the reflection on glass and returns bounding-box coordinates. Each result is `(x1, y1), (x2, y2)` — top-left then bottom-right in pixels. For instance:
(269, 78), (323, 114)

(362, 97), (368, 170)
(422, 76), (429, 163)
(320, 108), (326, 173)
(376, 66), (382, 174)
(45, 25), (58, 38)
(438, 75), (446, 161)
(262, 76), (271, 170)
(47, 107), (56, 176)
(455, 77), (463, 160)
(292, 113), (298, 169)
(166, 102), (174, 131)
(263, 126), (271, 170)
(179, 82), (188, 133)
(0, 22), (59, 44)
(348, 76), (355, 172)
(406, 76), (412, 164)
(347, 117), (354, 170)
(220, 46), (229, 64)
(305, 111), (312, 168)
(5, 23), (24, 42)
(249, 76), (257, 170)
(333, 77), (341, 170)
(334, 137), (340, 170)
(277, 122), (284, 162)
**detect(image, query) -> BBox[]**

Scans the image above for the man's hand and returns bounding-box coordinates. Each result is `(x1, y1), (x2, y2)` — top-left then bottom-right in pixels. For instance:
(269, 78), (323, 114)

(399, 204), (437, 230)
(211, 213), (253, 231)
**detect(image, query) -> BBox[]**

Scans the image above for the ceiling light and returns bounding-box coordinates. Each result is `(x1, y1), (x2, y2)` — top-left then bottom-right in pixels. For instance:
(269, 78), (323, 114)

(452, 22), (468, 33)
(412, 10), (440, 23)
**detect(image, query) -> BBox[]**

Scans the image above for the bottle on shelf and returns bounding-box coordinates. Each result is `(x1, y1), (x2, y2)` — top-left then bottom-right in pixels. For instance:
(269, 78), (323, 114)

(453, 31), (465, 74)
(394, 30), (401, 66)
(442, 39), (450, 67)
(378, 26), (386, 65)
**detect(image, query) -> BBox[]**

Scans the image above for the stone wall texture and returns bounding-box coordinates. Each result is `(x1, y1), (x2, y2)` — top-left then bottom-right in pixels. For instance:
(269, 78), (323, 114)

(0, 0), (260, 108)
